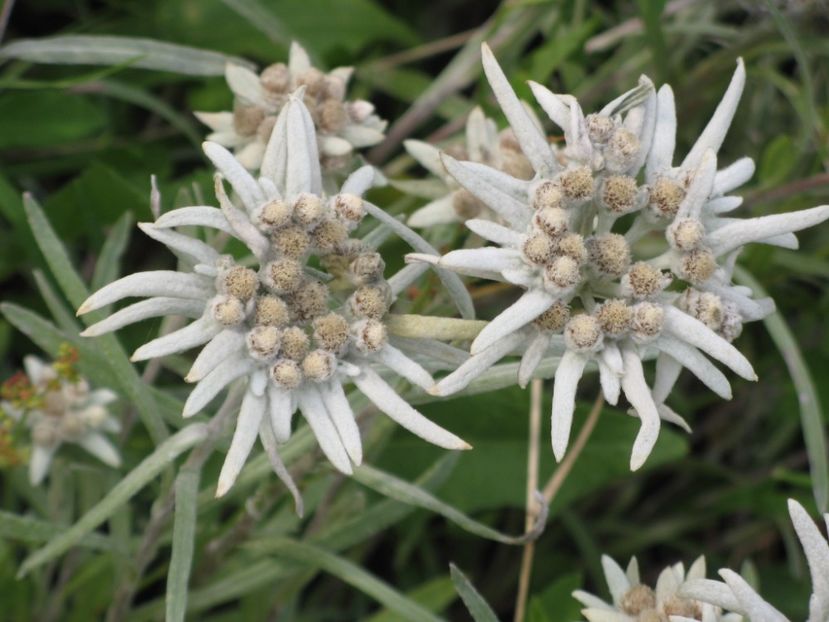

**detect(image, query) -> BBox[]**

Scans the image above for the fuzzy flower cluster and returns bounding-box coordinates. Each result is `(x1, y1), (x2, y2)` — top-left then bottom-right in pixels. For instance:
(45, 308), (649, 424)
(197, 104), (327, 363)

(579, 499), (829, 622)
(0, 345), (121, 485)
(408, 44), (829, 470)
(196, 41), (386, 172)
(80, 91), (470, 499)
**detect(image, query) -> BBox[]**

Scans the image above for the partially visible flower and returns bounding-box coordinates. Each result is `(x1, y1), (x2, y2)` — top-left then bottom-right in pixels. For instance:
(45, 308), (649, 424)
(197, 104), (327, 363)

(405, 106), (533, 227)
(80, 92), (469, 501)
(682, 499), (829, 622)
(196, 41), (386, 171)
(574, 554), (742, 622)
(0, 348), (121, 485)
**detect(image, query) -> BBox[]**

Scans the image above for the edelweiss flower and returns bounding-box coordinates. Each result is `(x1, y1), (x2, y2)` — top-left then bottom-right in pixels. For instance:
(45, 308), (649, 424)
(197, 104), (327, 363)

(1, 351), (121, 485)
(682, 499), (829, 622)
(79, 91), (469, 498)
(405, 106), (533, 227)
(574, 554), (742, 622)
(196, 41), (386, 171)
(407, 45), (829, 470)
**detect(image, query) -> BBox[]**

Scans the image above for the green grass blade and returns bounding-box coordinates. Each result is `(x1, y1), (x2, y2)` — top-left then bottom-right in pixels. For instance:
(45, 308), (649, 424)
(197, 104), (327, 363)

(735, 267), (829, 512)
(255, 538), (445, 622)
(17, 424), (208, 578)
(31, 269), (80, 334)
(91, 210), (133, 292)
(0, 511), (113, 550)
(449, 564), (499, 622)
(352, 464), (547, 545)
(218, 0), (293, 46)
(165, 469), (201, 622)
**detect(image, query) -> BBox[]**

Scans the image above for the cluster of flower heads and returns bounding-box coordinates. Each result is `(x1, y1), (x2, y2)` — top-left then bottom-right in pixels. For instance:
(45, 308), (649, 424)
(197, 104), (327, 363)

(407, 44), (829, 470)
(196, 41), (387, 172)
(579, 499), (829, 622)
(80, 91), (471, 499)
(0, 344), (121, 484)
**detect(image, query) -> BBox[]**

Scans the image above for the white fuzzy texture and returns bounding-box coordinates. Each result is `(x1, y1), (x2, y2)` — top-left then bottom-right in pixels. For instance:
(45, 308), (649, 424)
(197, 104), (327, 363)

(78, 271), (211, 315)
(620, 346), (660, 470)
(297, 387), (353, 474)
(131, 316), (220, 362)
(216, 388), (265, 497)
(471, 289), (555, 355)
(81, 297), (204, 337)
(550, 350), (588, 462)
(203, 141), (265, 212)
(318, 381), (363, 466)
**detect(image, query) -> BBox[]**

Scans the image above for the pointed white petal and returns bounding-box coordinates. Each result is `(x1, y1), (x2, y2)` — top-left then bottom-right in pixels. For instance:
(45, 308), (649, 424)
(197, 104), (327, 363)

(436, 247), (523, 280)
(676, 149), (717, 221)
(652, 352), (683, 404)
(646, 85), (677, 182)
(718, 569), (788, 622)
(682, 59), (746, 171)
(572, 590), (614, 610)
(481, 43), (554, 176)
(187, 329), (246, 382)
(286, 94), (322, 196)
(341, 124), (385, 148)
(364, 201), (475, 319)
(788, 499), (829, 604)
(78, 271), (211, 315)
(432, 332), (526, 397)
(138, 223), (218, 265)
(627, 77), (656, 175)
(403, 139), (446, 179)
(353, 367), (470, 450)
(319, 381), (363, 465)
(131, 316), (220, 362)
(341, 164), (380, 197)
(465, 106), (496, 162)
(267, 383), (294, 443)
(620, 347), (661, 471)
(688, 555), (707, 581)
(626, 557), (641, 585)
(258, 420), (304, 516)
(471, 289), (555, 355)
(440, 154), (530, 228)
(655, 565), (681, 603)
(203, 141), (265, 213)
(679, 578), (742, 611)
(663, 306), (756, 380)
(600, 343), (624, 376)
(29, 445), (56, 485)
(713, 157), (755, 195)
(599, 360), (621, 406)
(236, 141), (266, 170)
(465, 218), (525, 247)
(407, 196), (457, 228)
(518, 333), (550, 389)
(80, 297), (203, 337)
(154, 206), (234, 234)
(708, 205), (829, 257)
(375, 344), (434, 390)
(656, 403), (692, 433)
(194, 111), (233, 132)
(702, 280), (775, 321)
(581, 609), (633, 622)
(77, 432), (121, 467)
(706, 196), (744, 215)
(225, 63), (268, 107)
(564, 95), (592, 162)
(458, 161), (532, 201)
(656, 335), (732, 399)
(261, 103), (289, 190)
(288, 41), (311, 73)
(214, 174), (269, 258)
(602, 555), (632, 605)
(216, 388), (265, 497)
(297, 387), (353, 474)
(183, 355), (253, 417)
(321, 135), (353, 157)
(528, 81), (570, 134)
(551, 350), (588, 461)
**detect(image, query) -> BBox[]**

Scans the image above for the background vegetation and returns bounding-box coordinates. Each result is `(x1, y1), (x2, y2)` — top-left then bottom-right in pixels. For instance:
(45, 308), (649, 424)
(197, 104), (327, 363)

(0, 0), (828, 620)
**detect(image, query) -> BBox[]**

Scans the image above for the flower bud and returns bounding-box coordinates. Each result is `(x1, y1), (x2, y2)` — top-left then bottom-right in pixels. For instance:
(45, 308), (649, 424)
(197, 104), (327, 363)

(271, 359), (303, 390)
(648, 177), (684, 219)
(311, 218), (349, 253)
(622, 262), (671, 299)
(595, 299), (632, 337)
(667, 218), (705, 252)
(620, 585), (656, 616)
(220, 266), (258, 301)
(559, 166), (594, 202)
(564, 314), (603, 352)
(532, 301), (570, 333)
(254, 295), (290, 327)
(280, 327), (310, 361)
(605, 128), (640, 172)
(678, 248), (717, 285)
(350, 252), (385, 285)
(302, 349), (337, 382)
(292, 193), (323, 227)
(211, 295), (246, 326)
(543, 255), (581, 291)
(313, 312), (350, 353)
(291, 280), (330, 321)
(678, 289), (724, 331)
(533, 207), (569, 238)
(522, 233), (556, 265)
(531, 180), (564, 211)
(555, 233), (588, 265)
(255, 198), (293, 231)
(600, 175), (639, 214)
(631, 302), (664, 342)
(349, 100), (375, 123)
(271, 225), (311, 259)
(585, 113), (616, 144)
(263, 258), (303, 294)
(295, 67), (326, 98)
(333, 193), (365, 225)
(587, 233), (631, 278)
(316, 99), (347, 133)
(233, 103), (265, 136)
(352, 318), (387, 353)
(81, 405), (109, 428)
(260, 62), (290, 93)
(246, 326), (282, 362)
(349, 283), (391, 319)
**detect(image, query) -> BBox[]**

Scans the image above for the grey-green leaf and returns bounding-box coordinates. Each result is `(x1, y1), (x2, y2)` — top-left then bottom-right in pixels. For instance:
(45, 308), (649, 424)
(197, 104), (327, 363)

(449, 564), (500, 622)
(166, 469), (201, 622)
(0, 35), (255, 76)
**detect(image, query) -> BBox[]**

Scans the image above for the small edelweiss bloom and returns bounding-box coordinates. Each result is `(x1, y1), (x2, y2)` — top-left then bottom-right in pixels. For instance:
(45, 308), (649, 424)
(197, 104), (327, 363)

(682, 499), (829, 622)
(404, 106), (534, 227)
(195, 41), (387, 171)
(574, 554), (742, 622)
(0, 350), (121, 485)
(80, 92), (472, 500)
(407, 45), (821, 471)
